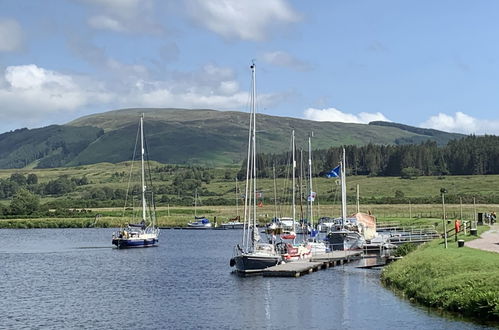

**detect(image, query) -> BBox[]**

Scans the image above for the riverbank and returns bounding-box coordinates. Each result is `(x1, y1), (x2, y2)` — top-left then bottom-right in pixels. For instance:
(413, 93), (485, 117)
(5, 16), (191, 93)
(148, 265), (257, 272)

(381, 225), (499, 323)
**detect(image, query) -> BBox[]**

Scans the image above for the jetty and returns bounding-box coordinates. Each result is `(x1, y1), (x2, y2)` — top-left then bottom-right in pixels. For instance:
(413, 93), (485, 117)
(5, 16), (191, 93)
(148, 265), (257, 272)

(234, 250), (362, 277)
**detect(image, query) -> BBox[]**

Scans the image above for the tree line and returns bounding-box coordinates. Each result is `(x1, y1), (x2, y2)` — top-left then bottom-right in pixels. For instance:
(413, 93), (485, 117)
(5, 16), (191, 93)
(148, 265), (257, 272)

(243, 135), (499, 178)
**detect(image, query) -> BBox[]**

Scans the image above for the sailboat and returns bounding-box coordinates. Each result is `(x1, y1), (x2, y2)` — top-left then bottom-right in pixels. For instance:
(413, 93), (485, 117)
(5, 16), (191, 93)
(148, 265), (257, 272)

(325, 148), (376, 250)
(277, 131), (312, 262)
(221, 178), (244, 229)
(306, 135), (327, 254)
(230, 62), (281, 272)
(187, 189), (212, 229)
(112, 114), (160, 248)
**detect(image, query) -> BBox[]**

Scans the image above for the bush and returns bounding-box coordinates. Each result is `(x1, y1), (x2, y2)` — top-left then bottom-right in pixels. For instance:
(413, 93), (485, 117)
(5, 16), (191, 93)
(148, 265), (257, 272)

(394, 243), (417, 257)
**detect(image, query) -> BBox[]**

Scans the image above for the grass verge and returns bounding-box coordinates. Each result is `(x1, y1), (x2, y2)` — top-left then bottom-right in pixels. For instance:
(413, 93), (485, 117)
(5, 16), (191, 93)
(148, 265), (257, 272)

(381, 226), (499, 323)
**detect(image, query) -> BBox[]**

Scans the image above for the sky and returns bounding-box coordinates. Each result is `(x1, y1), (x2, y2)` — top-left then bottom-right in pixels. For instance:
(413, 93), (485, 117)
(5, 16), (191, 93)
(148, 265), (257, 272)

(1, 0), (499, 135)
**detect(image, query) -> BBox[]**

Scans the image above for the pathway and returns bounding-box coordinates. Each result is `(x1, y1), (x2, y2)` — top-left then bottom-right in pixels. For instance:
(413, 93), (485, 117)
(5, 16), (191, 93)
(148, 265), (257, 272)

(465, 223), (499, 253)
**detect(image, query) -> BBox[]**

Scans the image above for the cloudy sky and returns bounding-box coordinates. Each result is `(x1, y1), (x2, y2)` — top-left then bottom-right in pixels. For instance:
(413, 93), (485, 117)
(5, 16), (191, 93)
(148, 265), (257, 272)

(1, 0), (499, 134)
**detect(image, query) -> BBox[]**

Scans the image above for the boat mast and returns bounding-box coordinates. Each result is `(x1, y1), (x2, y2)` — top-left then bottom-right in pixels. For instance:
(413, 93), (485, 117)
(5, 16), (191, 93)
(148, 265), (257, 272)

(140, 114), (147, 222)
(242, 62), (257, 250)
(251, 62), (257, 241)
(341, 147), (347, 226)
(308, 136), (313, 229)
(273, 165), (278, 220)
(292, 130), (296, 237)
(299, 148), (304, 224)
(194, 188), (197, 217)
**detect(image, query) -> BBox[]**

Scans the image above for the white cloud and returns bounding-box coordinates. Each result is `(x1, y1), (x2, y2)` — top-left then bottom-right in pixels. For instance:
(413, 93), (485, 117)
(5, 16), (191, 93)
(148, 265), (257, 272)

(185, 0), (300, 41)
(420, 112), (499, 134)
(262, 51), (311, 71)
(88, 15), (126, 32)
(0, 63), (280, 133)
(0, 19), (23, 52)
(83, 0), (146, 18)
(0, 65), (112, 120)
(82, 0), (160, 33)
(304, 107), (391, 124)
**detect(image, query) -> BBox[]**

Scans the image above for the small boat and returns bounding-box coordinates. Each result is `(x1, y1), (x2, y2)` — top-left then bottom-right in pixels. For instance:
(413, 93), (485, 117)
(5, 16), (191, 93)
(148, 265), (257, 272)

(112, 114), (159, 249)
(277, 242), (312, 261)
(187, 216), (212, 229)
(230, 63), (281, 272)
(221, 216), (244, 229)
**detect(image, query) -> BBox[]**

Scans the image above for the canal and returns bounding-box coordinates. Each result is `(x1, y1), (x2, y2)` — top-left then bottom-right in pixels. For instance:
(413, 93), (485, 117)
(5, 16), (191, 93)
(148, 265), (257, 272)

(0, 228), (494, 329)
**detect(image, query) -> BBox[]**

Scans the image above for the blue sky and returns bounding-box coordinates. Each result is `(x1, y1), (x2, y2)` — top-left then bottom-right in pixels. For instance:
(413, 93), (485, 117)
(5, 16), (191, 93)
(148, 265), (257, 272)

(1, 0), (499, 135)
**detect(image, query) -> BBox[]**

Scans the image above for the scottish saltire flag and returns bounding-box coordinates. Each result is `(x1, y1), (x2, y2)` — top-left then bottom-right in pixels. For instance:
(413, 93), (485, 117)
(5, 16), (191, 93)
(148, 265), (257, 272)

(326, 165), (341, 178)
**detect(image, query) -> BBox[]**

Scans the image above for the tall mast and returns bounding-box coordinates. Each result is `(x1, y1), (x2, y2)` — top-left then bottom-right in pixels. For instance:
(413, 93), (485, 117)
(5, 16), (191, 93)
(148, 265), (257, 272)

(299, 148), (304, 223)
(273, 165), (278, 220)
(308, 136), (313, 228)
(140, 114), (146, 222)
(341, 147), (347, 225)
(292, 130), (296, 234)
(251, 62), (257, 236)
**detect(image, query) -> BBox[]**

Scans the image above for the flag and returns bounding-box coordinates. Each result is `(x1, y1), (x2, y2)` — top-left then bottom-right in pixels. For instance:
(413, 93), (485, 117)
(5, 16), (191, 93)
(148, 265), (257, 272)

(307, 191), (317, 202)
(255, 191), (264, 198)
(326, 165), (341, 178)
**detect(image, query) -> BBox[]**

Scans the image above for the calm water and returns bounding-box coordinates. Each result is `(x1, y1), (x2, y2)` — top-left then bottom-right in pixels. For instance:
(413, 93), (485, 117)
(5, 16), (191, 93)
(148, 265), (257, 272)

(0, 228), (494, 329)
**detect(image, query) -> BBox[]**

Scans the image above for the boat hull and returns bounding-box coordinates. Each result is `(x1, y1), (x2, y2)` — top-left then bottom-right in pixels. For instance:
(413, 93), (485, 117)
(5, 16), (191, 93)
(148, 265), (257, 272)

(112, 237), (158, 248)
(327, 231), (364, 251)
(221, 223), (244, 229)
(232, 254), (281, 271)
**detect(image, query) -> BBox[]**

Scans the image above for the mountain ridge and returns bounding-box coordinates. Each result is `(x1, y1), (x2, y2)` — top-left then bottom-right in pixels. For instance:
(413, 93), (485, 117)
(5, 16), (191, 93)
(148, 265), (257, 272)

(0, 108), (465, 169)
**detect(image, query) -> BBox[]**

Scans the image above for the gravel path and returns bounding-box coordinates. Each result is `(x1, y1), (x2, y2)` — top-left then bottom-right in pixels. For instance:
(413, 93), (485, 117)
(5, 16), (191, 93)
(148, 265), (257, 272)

(465, 223), (499, 253)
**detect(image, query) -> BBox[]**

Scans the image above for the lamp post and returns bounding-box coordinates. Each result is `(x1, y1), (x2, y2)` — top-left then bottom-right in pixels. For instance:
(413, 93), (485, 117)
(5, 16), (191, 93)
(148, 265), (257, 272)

(441, 188), (448, 248)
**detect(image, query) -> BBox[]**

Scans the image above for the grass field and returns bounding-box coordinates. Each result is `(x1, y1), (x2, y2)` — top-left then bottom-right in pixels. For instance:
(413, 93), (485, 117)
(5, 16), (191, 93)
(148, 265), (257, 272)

(2, 162), (499, 206)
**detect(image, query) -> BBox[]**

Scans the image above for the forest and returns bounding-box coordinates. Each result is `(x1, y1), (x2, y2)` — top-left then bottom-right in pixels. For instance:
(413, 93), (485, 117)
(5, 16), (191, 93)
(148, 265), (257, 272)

(245, 135), (499, 178)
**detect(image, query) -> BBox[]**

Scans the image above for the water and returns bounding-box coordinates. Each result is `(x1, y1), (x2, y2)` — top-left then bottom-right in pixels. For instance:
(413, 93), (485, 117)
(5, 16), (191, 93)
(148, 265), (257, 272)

(0, 228), (494, 329)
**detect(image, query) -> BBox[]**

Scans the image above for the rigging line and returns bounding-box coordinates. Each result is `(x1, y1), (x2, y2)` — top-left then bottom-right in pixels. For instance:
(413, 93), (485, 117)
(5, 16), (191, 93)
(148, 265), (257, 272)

(121, 121), (141, 220)
(143, 124), (157, 225)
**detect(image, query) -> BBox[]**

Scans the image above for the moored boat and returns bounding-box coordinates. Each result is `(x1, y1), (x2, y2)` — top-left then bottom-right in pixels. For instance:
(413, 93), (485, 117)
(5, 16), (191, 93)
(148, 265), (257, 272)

(230, 63), (281, 272)
(112, 114), (159, 249)
(325, 149), (376, 251)
(187, 217), (212, 229)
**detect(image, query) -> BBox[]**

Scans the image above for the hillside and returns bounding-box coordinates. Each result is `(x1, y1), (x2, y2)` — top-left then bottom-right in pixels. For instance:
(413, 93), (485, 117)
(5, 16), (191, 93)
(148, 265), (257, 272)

(0, 108), (464, 169)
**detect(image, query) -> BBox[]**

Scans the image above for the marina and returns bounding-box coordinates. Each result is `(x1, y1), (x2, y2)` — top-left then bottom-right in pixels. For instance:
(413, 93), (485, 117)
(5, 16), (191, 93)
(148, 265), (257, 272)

(235, 250), (362, 277)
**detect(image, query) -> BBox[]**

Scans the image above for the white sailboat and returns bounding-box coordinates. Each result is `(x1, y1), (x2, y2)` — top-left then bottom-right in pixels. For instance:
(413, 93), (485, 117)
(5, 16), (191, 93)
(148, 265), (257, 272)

(230, 62), (281, 272)
(187, 189), (212, 229)
(221, 178), (244, 229)
(112, 114), (159, 248)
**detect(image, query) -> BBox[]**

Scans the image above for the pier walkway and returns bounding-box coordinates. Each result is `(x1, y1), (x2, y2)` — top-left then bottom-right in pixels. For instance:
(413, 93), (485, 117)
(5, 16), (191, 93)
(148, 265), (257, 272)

(465, 223), (499, 253)
(235, 251), (362, 277)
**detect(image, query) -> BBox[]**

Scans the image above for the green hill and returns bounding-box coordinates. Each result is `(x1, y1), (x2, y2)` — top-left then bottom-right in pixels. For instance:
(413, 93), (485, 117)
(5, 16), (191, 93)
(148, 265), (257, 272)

(0, 108), (464, 169)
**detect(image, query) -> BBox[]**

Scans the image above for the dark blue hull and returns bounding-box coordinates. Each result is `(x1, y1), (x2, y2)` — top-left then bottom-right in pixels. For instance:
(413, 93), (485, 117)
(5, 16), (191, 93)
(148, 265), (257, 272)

(112, 238), (158, 249)
(233, 254), (280, 271)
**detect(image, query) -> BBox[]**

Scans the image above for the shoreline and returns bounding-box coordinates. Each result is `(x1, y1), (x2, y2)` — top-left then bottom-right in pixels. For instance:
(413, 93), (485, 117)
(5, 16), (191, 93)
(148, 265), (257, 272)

(381, 225), (499, 323)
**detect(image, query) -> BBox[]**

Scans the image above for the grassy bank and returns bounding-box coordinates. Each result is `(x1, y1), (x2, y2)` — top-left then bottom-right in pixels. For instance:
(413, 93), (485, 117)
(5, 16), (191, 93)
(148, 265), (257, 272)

(381, 226), (499, 322)
(0, 204), (452, 229)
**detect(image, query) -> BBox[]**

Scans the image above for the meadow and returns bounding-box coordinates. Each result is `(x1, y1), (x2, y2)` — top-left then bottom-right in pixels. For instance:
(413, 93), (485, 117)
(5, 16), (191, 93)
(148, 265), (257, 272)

(1, 162), (499, 228)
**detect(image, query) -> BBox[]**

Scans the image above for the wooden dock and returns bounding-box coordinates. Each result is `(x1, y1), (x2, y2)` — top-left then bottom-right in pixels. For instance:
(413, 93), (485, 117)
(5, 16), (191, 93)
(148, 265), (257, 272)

(235, 251), (362, 277)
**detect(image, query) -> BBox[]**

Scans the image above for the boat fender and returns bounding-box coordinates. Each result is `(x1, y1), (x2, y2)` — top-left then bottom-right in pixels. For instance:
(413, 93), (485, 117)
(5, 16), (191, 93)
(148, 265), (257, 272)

(229, 258), (235, 267)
